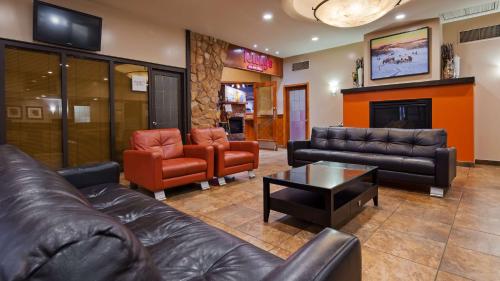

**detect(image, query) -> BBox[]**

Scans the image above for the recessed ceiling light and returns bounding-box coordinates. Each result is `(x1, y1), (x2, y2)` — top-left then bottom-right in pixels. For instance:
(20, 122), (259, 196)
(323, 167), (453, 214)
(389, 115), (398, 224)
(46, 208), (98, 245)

(265, 48), (269, 51)
(311, 36), (319, 41)
(47, 71), (53, 74)
(395, 14), (406, 20)
(275, 51), (280, 55)
(262, 12), (273, 21)
(253, 44), (258, 48)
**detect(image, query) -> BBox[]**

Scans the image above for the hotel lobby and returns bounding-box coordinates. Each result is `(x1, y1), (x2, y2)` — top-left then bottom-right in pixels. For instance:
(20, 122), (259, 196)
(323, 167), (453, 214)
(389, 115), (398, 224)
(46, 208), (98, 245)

(0, 0), (499, 280)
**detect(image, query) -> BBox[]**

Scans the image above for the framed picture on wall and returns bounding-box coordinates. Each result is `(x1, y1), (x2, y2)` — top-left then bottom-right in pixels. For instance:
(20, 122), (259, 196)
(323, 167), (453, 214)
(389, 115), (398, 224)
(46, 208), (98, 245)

(370, 27), (430, 80)
(7, 106), (22, 119)
(26, 106), (44, 120)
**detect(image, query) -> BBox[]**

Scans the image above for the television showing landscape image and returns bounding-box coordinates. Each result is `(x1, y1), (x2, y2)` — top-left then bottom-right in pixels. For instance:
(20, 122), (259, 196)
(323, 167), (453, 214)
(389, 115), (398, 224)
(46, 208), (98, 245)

(370, 27), (429, 80)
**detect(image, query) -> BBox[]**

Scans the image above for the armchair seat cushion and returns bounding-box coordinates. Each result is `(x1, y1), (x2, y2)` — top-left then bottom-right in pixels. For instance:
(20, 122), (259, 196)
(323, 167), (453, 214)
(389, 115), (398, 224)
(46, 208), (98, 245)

(224, 151), (254, 167)
(162, 158), (207, 179)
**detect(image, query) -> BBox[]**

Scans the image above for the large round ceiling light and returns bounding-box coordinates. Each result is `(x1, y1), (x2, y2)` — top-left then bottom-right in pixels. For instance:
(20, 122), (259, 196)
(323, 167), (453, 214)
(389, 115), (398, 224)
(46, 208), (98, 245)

(314, 0), (401, 27)
(283, 0), (406, 28)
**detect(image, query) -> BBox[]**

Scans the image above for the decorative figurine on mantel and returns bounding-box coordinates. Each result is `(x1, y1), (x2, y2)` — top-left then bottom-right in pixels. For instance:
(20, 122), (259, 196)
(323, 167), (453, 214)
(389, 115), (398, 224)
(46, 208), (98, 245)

(441, 43), (460, 79)
(352, 57), (364, 87)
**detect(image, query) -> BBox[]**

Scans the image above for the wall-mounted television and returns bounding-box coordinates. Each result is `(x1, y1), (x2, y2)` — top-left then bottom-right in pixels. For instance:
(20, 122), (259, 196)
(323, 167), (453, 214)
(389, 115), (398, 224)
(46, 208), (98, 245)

(33, 1), (102, 51)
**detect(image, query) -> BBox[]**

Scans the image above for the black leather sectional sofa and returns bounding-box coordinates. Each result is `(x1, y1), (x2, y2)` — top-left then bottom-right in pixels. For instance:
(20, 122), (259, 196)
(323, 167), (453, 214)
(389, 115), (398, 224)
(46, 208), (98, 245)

(288, 127), (457, 197)
(0, 144), (361, 281)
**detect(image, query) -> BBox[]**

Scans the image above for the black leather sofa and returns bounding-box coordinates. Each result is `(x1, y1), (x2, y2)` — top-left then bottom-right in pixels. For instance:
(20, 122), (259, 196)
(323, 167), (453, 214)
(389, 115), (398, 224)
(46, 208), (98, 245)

(0, 144), (361, 281)
(288, 127), (456, 197)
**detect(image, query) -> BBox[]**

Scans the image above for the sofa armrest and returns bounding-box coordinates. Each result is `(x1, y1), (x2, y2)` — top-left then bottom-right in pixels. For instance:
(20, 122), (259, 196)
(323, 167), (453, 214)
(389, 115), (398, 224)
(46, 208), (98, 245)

(287, 140), (310, 166)
(123, 150), (163, 190)
(230, 141), (259, 169)
(435, 147), (457, 188)
(57, 162), (120, 189)
(263, 228), (361, 281)
(184, 145), (214, 178)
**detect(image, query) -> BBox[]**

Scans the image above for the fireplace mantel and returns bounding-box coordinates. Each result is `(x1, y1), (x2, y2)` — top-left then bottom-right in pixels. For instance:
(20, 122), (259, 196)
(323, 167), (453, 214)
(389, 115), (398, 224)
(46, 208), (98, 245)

(341, 77), (475, 95)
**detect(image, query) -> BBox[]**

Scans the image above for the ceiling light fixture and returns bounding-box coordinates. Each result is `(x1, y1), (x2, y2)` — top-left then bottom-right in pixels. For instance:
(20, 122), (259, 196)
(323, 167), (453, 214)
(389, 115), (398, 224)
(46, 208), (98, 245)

(287, 0), (404, 28)
(395, 13), (406, 20)
(265, 48), (269, 51)
(262, 12), (273, 21)
(311, 36), (319, 41)
(253, 44), (258, 48)
(275, 51), (280, 55)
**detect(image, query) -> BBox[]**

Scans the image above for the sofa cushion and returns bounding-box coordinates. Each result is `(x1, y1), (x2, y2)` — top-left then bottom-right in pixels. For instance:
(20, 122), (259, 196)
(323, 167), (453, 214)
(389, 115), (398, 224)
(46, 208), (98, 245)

(161, 158), (207, 178)
(80, 183), (283, 281)
(310, 127), (446, 158)
(294, 149), (435, 175)
(224, 151), (254, 167)
(0, 145), (159, 281)
(131, 129), (184, 160)
(191, 127), (231, 150)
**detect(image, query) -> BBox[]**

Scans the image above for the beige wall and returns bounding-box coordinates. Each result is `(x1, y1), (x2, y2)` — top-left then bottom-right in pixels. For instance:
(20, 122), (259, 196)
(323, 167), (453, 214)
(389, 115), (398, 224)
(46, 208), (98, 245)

(443, 13), (500, 161)
(364, 18), (442, 86)
(221, 67), (271, 83)
(0, 0), (185, 67)
(279, 42), (364, 126)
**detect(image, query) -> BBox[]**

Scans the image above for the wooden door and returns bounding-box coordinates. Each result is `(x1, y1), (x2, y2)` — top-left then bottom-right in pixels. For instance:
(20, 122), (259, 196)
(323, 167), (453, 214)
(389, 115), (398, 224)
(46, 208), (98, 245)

(254, 81), (278, 149)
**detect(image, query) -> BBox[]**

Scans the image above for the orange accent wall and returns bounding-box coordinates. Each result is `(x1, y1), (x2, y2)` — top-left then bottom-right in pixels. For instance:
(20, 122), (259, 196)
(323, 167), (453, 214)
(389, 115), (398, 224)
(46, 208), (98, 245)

(343, 84), (475, 163)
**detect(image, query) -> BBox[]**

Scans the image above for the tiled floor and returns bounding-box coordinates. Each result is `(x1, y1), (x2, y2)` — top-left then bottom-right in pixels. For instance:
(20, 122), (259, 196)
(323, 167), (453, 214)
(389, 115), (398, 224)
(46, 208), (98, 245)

(122, 149), (500, 281)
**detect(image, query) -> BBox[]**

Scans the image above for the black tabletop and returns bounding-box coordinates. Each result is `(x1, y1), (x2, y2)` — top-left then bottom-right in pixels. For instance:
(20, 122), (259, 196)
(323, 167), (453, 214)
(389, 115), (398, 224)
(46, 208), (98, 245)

(264, 161), (377, 190)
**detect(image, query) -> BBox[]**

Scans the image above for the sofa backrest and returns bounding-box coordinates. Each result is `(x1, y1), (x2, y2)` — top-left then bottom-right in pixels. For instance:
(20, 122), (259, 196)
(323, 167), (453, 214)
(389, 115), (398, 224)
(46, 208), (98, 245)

(190, 127), (230, 150)
(131, 128), (184, 160)
(0, 145), (159, 281)
(311, 127), (447, 158)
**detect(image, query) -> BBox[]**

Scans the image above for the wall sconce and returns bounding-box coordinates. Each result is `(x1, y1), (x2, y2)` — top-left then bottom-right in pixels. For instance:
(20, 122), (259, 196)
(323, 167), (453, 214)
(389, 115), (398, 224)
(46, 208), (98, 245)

(329, 81), (340, 95)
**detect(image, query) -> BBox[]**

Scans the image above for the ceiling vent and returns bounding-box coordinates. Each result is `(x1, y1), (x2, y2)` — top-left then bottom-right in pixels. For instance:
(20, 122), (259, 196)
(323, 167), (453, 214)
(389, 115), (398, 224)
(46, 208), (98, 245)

(292, 61), (309, 71)
(460, 24), (500, 43)
(440, 1), (499, 23)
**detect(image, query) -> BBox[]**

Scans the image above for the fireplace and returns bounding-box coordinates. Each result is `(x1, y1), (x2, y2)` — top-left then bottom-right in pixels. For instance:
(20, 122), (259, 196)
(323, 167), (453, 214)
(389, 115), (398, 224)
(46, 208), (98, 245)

(370, 99), (432, 129)
(229, 117), (244, 134)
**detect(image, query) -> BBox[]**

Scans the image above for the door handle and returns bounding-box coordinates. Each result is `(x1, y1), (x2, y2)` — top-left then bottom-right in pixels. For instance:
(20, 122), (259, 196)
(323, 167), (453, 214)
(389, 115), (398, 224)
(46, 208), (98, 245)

(152, 121), (158, 127)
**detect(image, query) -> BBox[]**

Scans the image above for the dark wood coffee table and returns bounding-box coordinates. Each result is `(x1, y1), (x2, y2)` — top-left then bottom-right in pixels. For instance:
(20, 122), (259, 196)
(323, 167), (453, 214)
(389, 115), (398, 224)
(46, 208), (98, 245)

(263, 161), (378, 228)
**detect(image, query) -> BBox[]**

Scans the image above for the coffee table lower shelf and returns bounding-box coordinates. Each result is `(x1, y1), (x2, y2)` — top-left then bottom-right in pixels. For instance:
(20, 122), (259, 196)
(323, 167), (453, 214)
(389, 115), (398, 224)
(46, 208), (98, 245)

(264, 182), (378, 228)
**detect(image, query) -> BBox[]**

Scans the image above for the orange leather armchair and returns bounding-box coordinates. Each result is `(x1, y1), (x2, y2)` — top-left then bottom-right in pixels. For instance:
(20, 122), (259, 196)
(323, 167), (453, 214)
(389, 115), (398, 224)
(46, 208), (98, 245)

(124, 128), (214, 200)
(188, 128), (259, 185)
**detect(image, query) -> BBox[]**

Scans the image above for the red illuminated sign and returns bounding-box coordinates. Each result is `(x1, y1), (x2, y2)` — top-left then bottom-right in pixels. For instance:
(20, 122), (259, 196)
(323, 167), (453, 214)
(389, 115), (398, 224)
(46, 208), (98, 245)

(244, 50), (273, 72)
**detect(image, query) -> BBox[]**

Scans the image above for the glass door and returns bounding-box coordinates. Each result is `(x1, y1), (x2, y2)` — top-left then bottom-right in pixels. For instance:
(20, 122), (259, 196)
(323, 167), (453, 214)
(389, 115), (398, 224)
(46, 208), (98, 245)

(114, 64), (149, 164)
(254, 81), (278, 149)
(289, 88), (307, 141)
(66, 56), (110, 166)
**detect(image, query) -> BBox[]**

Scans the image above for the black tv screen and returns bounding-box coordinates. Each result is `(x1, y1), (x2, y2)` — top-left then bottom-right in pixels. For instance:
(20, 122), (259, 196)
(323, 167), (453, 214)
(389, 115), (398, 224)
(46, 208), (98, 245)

(33, 1), (102, 51)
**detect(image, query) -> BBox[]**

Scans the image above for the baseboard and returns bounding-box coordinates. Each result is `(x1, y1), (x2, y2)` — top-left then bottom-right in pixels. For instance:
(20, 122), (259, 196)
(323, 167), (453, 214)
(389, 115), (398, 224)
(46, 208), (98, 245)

(475, 159), (500, 166)
(457, 161), (475, 167)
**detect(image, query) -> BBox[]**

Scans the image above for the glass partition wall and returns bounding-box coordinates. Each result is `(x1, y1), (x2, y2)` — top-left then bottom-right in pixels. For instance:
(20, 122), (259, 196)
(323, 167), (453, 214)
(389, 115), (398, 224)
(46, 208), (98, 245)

(1, 42), (185, 169)
(5, 48), (63, 169)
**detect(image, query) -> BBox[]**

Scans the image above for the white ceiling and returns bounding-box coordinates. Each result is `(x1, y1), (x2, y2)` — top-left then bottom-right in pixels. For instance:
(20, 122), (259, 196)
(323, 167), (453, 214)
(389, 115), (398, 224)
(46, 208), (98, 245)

(91, 0), (491, 58)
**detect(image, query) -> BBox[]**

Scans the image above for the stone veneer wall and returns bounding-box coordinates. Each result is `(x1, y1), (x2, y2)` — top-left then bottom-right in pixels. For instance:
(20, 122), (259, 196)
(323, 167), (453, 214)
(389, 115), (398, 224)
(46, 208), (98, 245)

(190, 32), (229, 128)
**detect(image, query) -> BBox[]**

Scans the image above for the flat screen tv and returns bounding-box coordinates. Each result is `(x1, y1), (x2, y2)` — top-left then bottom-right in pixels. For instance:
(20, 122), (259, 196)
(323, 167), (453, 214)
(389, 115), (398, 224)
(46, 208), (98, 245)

(33, 1), (102, 51)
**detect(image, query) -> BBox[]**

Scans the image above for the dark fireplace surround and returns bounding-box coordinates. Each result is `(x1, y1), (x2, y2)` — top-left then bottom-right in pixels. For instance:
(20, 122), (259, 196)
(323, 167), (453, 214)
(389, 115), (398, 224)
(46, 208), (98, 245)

(370, 99), (432, 129)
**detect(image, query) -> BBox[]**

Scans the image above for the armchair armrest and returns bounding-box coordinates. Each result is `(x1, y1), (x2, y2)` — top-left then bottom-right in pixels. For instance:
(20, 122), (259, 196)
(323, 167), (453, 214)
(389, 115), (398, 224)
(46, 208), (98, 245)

(184, 145), (214, 178)
(287, 140), (310, 166)
(263, 228), (361, 281)
(435, 147), (457, 188)
(123, 150), (163, 190)
(57, 162), (120, 189)
(230, 141), (259, 169)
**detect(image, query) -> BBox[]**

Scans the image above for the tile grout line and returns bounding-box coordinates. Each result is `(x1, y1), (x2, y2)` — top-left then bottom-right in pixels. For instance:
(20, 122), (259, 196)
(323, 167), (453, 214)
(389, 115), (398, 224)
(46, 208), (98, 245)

(433, 179), (467, 281)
